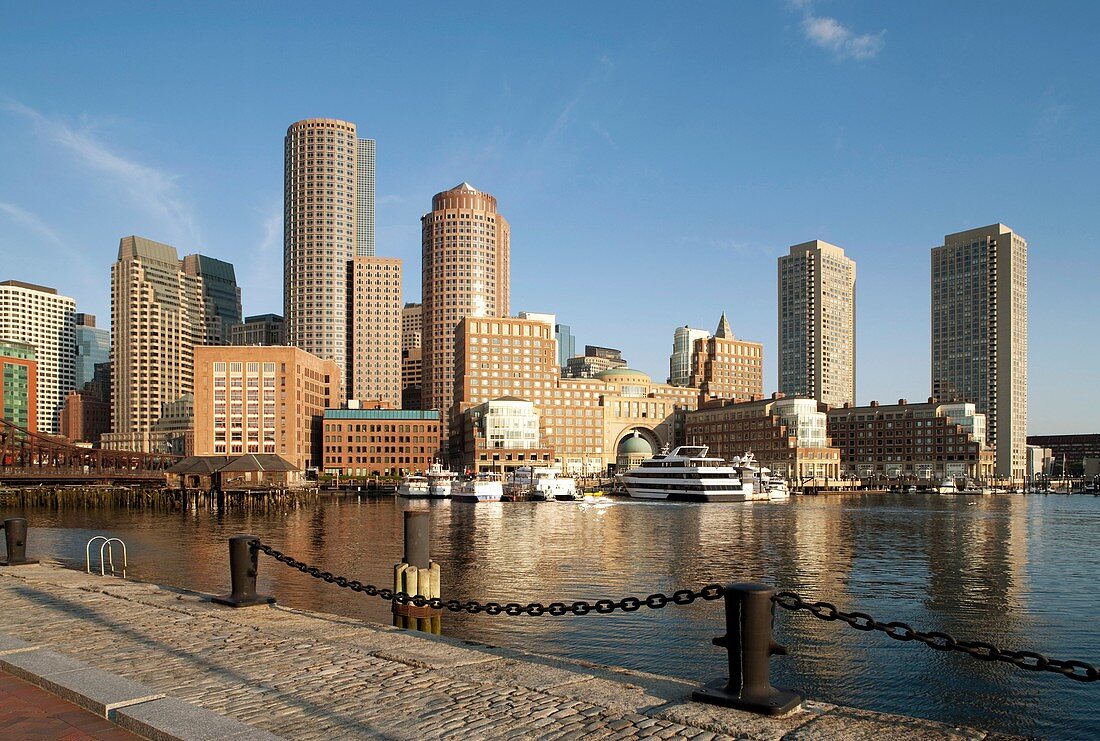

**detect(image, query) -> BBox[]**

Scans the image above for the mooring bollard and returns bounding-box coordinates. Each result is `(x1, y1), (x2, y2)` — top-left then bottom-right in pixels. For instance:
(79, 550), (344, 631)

(212, 534), (275, 607)
(693, 582), (802, 715)
(0, 518), (39, 566)
(393, 511), (441, 634)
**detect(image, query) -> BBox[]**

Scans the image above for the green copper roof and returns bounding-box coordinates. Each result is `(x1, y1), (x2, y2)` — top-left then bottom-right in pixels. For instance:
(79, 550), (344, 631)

(595, 367), (651, 382)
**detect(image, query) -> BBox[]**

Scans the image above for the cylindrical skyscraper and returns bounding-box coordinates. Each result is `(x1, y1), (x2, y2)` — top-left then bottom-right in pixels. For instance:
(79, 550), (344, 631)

(420, 182), (510, 419)
(284, 118), (375, 385)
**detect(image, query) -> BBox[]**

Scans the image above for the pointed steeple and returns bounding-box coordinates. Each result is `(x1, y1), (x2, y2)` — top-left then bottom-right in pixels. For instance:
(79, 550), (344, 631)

(714, 312), (733, 339)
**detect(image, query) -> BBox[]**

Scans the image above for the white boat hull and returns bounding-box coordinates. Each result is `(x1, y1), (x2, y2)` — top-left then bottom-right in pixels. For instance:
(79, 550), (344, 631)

(622, 479), (753, 503)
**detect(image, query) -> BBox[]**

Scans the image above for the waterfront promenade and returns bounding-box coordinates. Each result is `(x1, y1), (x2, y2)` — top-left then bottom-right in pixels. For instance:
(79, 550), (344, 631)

(0, 562), (1012, 740)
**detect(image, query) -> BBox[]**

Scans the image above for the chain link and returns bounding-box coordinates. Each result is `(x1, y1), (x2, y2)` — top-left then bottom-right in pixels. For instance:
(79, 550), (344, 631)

(773, 591), (1099, 683)
(251, 539), (724, 617)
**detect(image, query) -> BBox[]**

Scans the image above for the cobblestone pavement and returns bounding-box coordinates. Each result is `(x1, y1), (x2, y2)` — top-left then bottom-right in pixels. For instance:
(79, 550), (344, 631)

(0, 564), (1003, 740)
(0, 668), (139, 740)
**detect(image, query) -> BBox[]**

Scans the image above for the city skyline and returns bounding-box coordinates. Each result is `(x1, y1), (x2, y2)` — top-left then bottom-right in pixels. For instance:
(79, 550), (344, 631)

(2, 3), (1098, 433)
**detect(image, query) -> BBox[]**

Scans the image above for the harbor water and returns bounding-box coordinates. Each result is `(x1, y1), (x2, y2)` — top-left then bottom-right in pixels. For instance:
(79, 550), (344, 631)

(3, 491), (1097, 739)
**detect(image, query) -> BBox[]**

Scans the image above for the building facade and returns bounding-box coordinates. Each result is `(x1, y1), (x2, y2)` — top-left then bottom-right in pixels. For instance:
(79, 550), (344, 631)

(668, 325), (708, 387)
(685, 394), (839, 482)
(420, 182), (510, 417)
(111, 236), (207, 451)
(193, 346), (340, 471)
(778, 240), (856, 407)
(284, 118), (375, 380)
(458, 397), (555, 473)
(1026, 434), (1100, 477)
(322, 408), (441, 477)
(181, 254), (241, 345)
(0, 340), (37, 432)
(564, 346), (627, 379)
(348, 256), (401, 407)
(60, 389), (109, 445)
(827, 398), (995, 482)
(231, 314), (285, 346)
(0, 280), (76, 434)
(688, 313), (763, 403)
(401, 302), (422, 351)
(932, 224), (1028, 479)
(401, 347), (422, 410)
(452, 316), (698, 473)
(73, 313), (109, 390)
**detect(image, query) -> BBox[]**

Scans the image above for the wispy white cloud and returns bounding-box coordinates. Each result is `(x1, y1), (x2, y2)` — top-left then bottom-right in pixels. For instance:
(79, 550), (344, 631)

(0, 201), (63, 245)
(791, 2), (885, 61)
(2, 98), (200, 244)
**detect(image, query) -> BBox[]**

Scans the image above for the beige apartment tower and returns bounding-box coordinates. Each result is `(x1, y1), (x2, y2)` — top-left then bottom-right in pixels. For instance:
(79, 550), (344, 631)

(421, 182), (510, 417)
(778, 240), (856, 407)
(348, 256), (401, 407)
(932, 224), (1027, 480)
(283, 118), (376, 381)
(111, 236), (206, 448)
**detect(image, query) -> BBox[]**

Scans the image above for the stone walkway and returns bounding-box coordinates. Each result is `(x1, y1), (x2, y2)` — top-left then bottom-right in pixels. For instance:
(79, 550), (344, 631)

(0, 563), (1007, 740)
(0, 668), (139, 740)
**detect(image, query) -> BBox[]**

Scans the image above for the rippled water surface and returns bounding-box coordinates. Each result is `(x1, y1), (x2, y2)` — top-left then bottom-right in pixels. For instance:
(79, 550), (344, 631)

(4, 492), (1098, 739)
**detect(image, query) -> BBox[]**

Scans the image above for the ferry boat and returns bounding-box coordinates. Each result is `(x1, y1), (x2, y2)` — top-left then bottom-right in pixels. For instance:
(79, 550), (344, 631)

(452, 473), (504, 503)
(426, 462), (456, 499)
(397, 474), (430, 498)
(621, 446), (754, 502)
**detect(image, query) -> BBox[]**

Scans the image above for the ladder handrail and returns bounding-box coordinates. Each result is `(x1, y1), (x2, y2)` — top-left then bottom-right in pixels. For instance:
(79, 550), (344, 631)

(85, 535), (128, 577)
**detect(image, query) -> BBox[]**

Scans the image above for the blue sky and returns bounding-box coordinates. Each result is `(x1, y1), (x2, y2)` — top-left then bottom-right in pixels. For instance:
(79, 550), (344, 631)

(1, 2), (1097, 434)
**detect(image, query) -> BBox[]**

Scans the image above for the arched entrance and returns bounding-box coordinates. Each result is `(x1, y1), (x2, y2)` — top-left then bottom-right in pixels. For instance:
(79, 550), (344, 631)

(615, 427), (660, 469)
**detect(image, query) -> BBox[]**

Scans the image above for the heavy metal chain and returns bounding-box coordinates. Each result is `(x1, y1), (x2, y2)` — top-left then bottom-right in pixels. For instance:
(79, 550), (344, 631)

(773, 591), (1099, 683)
(252, 540), (724, 616)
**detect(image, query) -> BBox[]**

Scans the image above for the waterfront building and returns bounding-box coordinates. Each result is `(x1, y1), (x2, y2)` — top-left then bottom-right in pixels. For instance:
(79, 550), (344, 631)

(60, 389), (110, 446)
(348, 256), (401, 408)
(0, 280), (76, 434)
(401, 302), (422, 351)
(456, 396), (554, 473)
(555, 323), (575, 369)
(181, 254), (241, 345)
(778, 240), (856, 407)
(1025, 434), (1100, 477)
(0, 340), (37, 431)
(110, 236), (206, 452)
(564, 345), (627, 379)
(231, 314), (285, 346)
(453, 316), (698, 473)
(932, 224), (1028, 479)
(668, 325), (708, 387)
(421, 182), (510, 418)
(193, 346), (339, 471)
(688, 313), (763, 403)
(73, 313), (109, 389)
(322, 408), (440, 477)
(284, 118), (375, 380)
(685, 393), (840, 482)
(826, 398), (995, 481)
(1026, 445), (1053, 479)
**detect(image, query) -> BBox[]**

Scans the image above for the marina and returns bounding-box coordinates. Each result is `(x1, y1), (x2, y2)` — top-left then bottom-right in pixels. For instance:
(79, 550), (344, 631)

(3, 490), (1097, 738)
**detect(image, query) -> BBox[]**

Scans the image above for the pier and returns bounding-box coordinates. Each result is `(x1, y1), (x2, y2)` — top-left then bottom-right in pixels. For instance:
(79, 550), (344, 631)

(0, 562), (1006, 740)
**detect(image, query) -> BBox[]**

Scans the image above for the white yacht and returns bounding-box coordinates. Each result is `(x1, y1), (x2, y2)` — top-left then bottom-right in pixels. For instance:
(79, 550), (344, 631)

(534, 469), (580, 501)
(452, 473), (504, 503)
(426, 462), (456, 499)
(622, 446), (754, 502)
(728, 451), (783, 501)
(397, 474), (430, 498)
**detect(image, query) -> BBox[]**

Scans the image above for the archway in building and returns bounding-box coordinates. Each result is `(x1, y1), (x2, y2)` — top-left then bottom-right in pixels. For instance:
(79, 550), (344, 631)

(615, 427), (660, 470)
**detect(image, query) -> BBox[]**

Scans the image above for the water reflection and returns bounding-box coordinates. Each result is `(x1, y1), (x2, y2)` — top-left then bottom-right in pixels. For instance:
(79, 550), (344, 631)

(3, 493), (1097, 739)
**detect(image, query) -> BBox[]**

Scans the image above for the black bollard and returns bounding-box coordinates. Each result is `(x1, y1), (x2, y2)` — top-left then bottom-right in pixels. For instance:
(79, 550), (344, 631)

(403, 511), (430, 568)
(693, 583), (802, 715)
(212, 534), (275, 607)
(0, 518), (39, 566)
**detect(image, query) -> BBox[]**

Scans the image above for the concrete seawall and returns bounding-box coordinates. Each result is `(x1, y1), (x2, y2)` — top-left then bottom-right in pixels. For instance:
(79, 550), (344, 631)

(0, 563), (1010, 740)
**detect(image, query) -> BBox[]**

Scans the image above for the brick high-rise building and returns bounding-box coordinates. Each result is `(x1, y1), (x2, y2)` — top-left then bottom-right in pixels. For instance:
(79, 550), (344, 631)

(348, 256), (401, 407)
(688, 313), (763, 403)
(283, 118), (376, 380)
(401, 302), (422, 351)
(778, 240), (856, 407)
(421, 182), (509, 418)
(231, 314), (285, 346)
(932, 224), (1028, 479)
(0, 281), (76, 434)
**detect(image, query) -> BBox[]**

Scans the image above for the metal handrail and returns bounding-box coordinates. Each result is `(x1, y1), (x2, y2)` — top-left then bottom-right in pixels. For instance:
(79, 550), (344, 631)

(85, 536), (127, 577)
